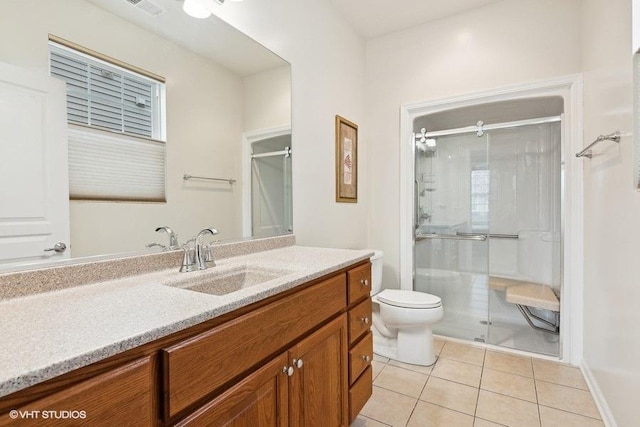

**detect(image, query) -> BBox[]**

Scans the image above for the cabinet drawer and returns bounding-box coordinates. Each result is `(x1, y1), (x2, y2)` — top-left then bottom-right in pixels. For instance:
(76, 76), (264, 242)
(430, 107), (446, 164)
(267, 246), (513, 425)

(349, 366), (372, 423)
(348, 332), (373, 385)
(162, 274), (347, 420)
(347, 263), (371, 304)
(348, 298), (372, 344)
(0, 357), (153, 427)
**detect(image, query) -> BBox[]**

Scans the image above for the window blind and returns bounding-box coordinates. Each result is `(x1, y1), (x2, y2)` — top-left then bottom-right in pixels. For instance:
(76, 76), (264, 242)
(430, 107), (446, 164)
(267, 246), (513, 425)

(49, 40), (166, 201)
(68, 126), (165, 201)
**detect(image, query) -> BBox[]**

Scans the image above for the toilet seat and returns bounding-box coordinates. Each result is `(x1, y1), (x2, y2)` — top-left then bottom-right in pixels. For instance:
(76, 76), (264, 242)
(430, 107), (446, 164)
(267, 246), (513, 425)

(377, 289), (442, 309)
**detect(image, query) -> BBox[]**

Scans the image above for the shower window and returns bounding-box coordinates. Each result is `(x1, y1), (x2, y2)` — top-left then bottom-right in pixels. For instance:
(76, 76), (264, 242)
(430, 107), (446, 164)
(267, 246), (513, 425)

(470, 168), (490, 231)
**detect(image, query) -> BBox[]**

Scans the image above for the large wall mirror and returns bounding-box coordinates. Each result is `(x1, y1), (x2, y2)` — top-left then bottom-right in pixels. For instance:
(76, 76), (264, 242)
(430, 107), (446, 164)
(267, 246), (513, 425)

(0, 0), (292, 271)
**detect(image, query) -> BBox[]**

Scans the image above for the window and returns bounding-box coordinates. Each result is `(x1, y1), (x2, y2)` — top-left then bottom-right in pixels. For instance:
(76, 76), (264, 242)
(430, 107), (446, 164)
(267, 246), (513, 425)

(470, 168), (490, 230)
(49, 37), (166, 201)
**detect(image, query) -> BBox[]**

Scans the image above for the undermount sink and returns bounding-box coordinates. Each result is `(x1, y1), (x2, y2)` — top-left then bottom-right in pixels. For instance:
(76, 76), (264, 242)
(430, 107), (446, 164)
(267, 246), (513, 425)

(163, 264), (292, 296)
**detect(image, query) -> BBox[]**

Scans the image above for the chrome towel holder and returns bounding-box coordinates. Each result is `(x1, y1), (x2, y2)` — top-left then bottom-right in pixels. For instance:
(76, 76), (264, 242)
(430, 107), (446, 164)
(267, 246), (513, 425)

(575, 131), (621, 159)
(183, 174), (236, 184)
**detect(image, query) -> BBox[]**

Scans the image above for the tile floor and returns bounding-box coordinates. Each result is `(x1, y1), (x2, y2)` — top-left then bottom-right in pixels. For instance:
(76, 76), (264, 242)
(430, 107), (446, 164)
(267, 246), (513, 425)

(353, 338), (604, 427)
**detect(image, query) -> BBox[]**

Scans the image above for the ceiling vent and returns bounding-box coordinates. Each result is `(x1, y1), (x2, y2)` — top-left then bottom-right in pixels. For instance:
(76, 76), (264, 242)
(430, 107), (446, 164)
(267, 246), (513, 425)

(124, 0), (165, 16)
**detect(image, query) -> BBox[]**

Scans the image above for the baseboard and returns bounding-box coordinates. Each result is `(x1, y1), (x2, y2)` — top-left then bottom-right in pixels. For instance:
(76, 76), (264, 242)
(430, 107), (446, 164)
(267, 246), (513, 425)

(580, 359), (617, 427)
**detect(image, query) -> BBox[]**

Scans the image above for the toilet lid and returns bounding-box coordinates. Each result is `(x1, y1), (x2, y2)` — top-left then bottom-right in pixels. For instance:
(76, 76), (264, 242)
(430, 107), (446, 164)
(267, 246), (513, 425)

(377, 289), (442, 309)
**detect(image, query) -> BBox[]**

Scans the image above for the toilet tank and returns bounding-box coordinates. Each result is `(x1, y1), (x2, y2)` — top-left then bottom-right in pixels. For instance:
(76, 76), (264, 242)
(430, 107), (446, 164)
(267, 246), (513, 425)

(369, 250), (384, 295)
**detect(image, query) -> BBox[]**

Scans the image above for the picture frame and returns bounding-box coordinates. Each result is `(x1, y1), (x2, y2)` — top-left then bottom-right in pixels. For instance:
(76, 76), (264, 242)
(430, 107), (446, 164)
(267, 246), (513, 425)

(335, 115), (358, 203)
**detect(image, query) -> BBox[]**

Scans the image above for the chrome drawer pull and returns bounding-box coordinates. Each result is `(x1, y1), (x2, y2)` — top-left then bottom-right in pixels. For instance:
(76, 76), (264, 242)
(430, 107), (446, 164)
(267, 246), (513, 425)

(360, 317), (369, 325)
(361, 355), (371, 363)
(293, 358), (303, 369)
(360, 279), (369, 287)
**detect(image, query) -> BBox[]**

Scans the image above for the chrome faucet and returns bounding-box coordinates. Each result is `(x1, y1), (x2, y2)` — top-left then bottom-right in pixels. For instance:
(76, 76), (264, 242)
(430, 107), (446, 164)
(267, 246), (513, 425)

(155, 226), (179, 249)
(195, 228), (218, 270)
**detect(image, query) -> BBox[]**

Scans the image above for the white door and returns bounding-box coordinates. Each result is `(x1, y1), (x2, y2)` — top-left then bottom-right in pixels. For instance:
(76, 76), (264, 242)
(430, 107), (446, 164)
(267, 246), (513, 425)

(0, 61), (70, 268)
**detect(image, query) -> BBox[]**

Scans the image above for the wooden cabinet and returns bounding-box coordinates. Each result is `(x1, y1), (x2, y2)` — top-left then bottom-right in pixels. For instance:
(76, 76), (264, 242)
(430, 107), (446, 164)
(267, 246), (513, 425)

(161, 274), (346, 420)
(0, 260), (372, 427)
(346, 263), (373, 423)
(288, 315), (348, 427)
(175, 354), (289, 427)
(0, 357), (153, 427)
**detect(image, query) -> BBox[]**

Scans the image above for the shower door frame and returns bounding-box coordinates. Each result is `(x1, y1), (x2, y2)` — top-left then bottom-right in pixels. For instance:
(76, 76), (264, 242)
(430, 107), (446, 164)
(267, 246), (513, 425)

(399, 75), (583, 364)
(241, 125), (292, 238)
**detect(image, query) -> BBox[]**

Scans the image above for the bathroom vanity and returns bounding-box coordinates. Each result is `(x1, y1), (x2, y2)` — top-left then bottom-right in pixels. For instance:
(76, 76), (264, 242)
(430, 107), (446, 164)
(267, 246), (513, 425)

(0, 242), (373, 426)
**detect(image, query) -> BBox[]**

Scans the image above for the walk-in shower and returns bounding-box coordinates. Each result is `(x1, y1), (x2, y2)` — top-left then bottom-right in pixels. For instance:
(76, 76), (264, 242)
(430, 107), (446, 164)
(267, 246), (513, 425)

(249, 133), (293, 238)
(412, 97), (563, 356)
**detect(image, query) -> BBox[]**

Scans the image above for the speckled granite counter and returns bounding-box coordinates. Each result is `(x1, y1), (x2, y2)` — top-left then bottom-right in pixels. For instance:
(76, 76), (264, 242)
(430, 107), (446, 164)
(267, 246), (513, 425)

(0, 245), (373, 398)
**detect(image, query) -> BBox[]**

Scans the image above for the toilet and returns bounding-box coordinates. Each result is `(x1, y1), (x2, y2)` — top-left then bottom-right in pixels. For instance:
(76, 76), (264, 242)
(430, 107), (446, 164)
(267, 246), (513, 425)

(370, 250), (444, 366)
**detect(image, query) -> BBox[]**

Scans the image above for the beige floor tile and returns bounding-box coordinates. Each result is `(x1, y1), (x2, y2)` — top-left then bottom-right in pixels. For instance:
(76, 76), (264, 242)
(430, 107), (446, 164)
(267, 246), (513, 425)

(351, 415), (392, 427)
(476, 390), (540, 427)
(434, 337), (446, 355)
(360, 386), (417, 427)
(372, 360), (385, 381)
(431, 358), (483, 388)
(374, 353), (390, 363)
(374, 364), (429, 398)
(484, 350), (533, 378)
(440, 341), (486, 366)
(539, 405), (604, 427)
(480, 367), (537, 402)
(406, 401), (474, 427)
(532, 359), (588, 390)
(420, 376), (478, 415)
(473, 418), (506, 427)
(388, 358), (434, 375)
(536, 380), (601, 419)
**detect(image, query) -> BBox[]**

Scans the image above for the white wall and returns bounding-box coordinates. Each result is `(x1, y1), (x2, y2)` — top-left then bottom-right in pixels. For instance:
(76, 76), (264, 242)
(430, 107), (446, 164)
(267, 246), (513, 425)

(213, 0), (368, 249)
(243, 65), (291, 132)
(0, 0), (246, 256)
(365, 0), (582, 285)
(581, 0), (640, 425)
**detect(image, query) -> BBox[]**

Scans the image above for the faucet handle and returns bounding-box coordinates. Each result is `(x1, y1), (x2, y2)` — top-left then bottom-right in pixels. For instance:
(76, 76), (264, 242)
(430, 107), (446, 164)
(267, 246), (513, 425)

(179, 244), (196, 273)
(204, 243), (216, 267)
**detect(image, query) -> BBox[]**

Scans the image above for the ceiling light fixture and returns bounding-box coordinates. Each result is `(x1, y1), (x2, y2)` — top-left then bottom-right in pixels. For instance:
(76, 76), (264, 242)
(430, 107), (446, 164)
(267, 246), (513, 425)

(182, 0), (215, 19)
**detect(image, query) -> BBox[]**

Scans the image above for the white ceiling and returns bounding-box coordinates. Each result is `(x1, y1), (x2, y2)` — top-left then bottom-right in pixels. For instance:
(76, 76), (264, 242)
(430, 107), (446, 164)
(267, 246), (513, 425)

(328, 0), (503, 39)
(87, 0), (287, 76)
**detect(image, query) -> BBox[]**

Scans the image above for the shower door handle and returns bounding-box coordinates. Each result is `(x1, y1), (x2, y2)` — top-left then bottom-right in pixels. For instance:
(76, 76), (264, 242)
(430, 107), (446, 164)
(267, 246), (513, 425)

(415, 233), (487, 242)
(414, 179), (419, 229)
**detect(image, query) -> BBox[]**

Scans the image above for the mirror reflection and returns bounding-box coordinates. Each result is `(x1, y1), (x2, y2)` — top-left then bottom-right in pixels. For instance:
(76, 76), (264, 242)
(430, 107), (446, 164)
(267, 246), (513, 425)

(0, 0), (292, 270)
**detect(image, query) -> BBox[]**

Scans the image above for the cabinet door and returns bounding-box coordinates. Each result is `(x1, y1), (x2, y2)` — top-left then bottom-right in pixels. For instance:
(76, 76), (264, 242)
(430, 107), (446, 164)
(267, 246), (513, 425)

(0, 357), (153, 427)
(176, 353), (289, 427)
(288, 315), (348, 427)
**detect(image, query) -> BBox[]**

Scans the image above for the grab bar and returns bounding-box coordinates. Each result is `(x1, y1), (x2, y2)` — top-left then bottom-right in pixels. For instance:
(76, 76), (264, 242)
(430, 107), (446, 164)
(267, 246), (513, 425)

(416, 233), (487, 241)
(575, 131), (621, 158)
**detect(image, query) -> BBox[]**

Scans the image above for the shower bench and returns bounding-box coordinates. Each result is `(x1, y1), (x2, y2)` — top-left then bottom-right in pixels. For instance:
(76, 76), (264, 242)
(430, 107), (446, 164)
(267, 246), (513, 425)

(489, 276), (560, 334)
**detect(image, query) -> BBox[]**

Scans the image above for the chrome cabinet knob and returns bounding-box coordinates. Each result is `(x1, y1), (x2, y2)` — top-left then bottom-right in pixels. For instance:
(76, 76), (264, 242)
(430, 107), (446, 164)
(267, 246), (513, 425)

(293, 358), (303, 369)
(44, 242), (67, 253)
(360, 317), (370, 325)
(361, 355), (371, 363)
(283, 366), (294, 376)
(360, 279), (369, 287)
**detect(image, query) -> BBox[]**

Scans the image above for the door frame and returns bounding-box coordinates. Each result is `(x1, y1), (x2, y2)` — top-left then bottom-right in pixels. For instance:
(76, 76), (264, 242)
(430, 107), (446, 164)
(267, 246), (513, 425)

(241, 125), (292, 238)
(399, 75), (583, 364)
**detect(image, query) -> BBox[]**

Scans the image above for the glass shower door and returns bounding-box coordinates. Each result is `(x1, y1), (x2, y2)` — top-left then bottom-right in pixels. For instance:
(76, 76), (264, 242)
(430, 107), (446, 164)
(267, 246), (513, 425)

(414, 131), (490, 342)
(251, 135), (293, 238)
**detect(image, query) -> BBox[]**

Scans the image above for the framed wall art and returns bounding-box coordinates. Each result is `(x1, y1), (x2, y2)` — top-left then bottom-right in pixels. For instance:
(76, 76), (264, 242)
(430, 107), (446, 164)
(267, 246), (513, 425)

(335, 115), (358, 203)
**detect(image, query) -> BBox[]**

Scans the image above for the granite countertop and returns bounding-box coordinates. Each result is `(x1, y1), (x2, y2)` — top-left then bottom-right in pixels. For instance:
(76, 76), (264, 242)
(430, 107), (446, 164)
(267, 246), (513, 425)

(0, 245), (373, 398)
